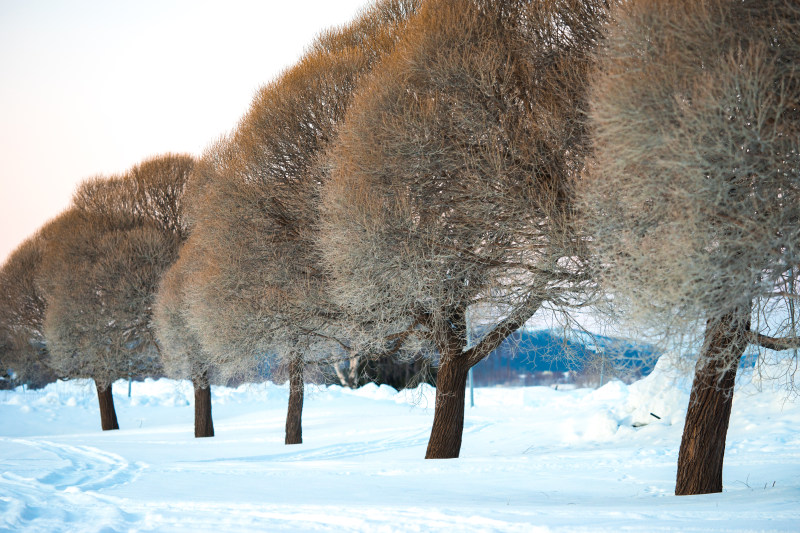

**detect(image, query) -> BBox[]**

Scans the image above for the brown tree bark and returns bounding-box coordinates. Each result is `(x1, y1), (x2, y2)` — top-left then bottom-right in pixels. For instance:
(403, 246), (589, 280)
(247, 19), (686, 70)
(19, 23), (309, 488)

(423, 300), (541, 459)
(676, 309), (750, 495)
(192, 371), (214, 438)
(96, 381), (119, 431)
(425, 355), (470, 458)
(285, 356), (304, 445)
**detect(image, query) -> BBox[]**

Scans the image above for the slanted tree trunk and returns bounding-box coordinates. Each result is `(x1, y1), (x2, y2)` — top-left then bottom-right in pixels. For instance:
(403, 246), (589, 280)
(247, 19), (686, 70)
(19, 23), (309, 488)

(423, 300), (541, 459)
(425, 354), (470, 459)
(676, 308), (750, 495)
(285, 355), (304, 445)
(192, 371), (214, 438)
(96, 381), (119, 431)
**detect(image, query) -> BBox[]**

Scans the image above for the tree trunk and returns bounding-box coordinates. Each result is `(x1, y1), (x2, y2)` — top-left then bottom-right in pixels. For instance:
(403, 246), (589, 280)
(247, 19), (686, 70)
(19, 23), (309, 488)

(96, 381), (119, 431)
(285, 356), (304, 445)
(347, 353), (361, 387)
(192, 372), (214, 438)
(421, 299), (538, 459)
(425, 355), (470, 459)
(676, 309), (750, 495)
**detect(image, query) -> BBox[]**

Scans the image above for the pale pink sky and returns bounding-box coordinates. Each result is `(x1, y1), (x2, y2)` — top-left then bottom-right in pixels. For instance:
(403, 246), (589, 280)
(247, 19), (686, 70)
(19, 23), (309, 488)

(0, 0), (367, 264)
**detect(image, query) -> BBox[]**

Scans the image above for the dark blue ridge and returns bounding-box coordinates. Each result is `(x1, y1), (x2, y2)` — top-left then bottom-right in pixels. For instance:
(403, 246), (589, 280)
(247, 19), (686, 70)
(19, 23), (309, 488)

(471, 329), (660, 386)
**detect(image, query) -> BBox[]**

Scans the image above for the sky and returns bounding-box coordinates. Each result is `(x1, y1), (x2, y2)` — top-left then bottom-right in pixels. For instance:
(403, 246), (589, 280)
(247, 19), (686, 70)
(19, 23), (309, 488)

(0, 0), (368, 264)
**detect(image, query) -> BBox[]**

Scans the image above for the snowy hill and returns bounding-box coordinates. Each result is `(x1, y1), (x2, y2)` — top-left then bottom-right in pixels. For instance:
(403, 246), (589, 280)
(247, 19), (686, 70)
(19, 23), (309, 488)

(1, 355), (798, 532)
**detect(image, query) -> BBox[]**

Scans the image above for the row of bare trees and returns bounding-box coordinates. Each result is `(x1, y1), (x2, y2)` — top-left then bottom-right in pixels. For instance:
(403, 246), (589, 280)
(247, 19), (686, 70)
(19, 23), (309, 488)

(1, 0), (798, 496)
(1, 155), (194, 429)
(168, 0), (423, 444)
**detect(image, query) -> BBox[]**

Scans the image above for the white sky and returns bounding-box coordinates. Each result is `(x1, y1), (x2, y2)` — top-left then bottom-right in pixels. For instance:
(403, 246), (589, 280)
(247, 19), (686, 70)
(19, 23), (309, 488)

(0, 0), (368, 264)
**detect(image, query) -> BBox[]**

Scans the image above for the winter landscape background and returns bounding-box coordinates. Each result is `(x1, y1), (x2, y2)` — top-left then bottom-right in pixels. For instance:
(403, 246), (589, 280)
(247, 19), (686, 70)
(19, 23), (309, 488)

(2, 1), (799, 530)
(2, 354), (799, 532)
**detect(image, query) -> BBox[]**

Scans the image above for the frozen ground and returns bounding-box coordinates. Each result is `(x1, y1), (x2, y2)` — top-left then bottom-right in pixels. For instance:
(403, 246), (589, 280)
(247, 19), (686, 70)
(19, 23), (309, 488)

(1, 356), (799, 532)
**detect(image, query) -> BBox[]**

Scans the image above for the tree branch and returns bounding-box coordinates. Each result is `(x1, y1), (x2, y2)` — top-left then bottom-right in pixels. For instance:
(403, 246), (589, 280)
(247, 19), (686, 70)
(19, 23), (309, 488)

(748, 330), (800, 351)
(463, 296), (543, 368)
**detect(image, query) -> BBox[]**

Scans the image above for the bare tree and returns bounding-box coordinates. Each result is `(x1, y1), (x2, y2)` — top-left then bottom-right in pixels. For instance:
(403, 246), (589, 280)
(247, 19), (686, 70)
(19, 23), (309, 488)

(320, 0), (609, 458)
(580, 0), (800, 495)
(41, 210), (175, 430)
(184, 0), (419, 445)
(153, 236), (216, 437)
(0, 229), (56, 388)
(129, 154), (219, 437)
(40, 154), (193, 431)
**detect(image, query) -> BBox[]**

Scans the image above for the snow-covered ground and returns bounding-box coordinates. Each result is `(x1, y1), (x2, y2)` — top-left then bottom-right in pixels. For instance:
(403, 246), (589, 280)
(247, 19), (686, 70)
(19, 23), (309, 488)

(1, 356), (799, 532)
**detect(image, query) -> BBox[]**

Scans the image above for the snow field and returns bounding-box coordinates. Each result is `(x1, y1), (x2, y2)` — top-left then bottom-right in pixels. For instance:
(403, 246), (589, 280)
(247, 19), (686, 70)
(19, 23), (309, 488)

(1, 355), (799, 532)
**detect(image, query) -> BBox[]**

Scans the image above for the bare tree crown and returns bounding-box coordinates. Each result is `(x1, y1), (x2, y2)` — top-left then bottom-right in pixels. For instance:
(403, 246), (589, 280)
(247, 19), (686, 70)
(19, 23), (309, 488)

(320, 0), (609, 364)
(580, 0), (800, 381)
(182, 0), (421, 382)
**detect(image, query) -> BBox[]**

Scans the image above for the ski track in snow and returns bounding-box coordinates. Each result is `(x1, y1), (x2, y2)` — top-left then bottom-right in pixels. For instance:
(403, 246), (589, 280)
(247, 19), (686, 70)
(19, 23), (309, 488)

(2, 438), (143, 491)
(0, 437), (145, 532)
